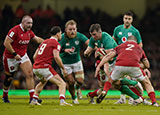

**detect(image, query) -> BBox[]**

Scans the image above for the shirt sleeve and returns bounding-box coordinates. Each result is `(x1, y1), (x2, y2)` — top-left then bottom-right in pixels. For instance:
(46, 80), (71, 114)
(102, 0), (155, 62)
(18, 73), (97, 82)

(135, 30), (142, 44)
(80, 33), (88, 43)
(113, 27), (118, 40)
(7, 28), (17, 41)
(88, 37), (95, 48)
(30, 30), (35, 39)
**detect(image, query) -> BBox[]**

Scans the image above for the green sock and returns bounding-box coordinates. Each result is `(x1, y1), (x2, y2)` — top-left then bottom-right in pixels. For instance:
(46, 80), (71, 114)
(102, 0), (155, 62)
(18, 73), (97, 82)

(120, 85), (139, 100)
(75, 85), (80, 90)
(121, 78), (138, 86)
(72, 95), (77, 100)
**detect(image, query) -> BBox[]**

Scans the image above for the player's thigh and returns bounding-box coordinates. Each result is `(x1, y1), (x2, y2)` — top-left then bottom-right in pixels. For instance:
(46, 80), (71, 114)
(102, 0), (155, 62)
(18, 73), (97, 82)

(128, 67), (145, 81)
(20, 60), (33, 77)
(110, 66), (124, 81)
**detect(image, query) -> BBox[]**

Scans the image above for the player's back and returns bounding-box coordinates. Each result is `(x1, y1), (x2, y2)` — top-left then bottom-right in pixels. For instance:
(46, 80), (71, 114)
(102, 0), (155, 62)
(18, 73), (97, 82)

(115, 41), (145, 67)
(33, 38), (60, 68)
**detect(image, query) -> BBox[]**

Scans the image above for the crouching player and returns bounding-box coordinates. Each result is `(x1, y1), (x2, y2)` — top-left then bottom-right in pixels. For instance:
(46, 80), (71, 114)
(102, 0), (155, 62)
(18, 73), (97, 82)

(30, 26), (72, 106)
(95, 36), (159, 107)
(87, 48), (144, 104)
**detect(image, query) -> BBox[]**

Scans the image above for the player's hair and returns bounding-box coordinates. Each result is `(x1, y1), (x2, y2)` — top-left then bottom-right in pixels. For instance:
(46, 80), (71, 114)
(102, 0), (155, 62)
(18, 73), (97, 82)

(124, 11), (134, 17)
(89, 24), (102, 33)
(65, 20), (77, 28)
(128, 35), (137, 42)
(50, 26), (61, 35)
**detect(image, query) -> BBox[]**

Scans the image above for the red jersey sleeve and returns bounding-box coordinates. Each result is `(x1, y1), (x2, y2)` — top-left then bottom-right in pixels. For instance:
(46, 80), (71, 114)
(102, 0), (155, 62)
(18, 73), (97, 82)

(7, 28), (17, 41)
(30, 30), (35, 39)
(141, 50), (147, 60)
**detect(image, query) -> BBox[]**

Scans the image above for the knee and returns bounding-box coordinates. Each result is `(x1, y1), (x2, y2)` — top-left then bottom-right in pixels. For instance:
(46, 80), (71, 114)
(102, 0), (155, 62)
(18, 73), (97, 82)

(26, 70), (34, 79)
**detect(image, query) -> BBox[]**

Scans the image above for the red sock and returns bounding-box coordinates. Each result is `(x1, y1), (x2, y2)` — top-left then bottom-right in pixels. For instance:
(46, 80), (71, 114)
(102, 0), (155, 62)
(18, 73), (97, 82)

(3, 89), (8, 98)
(33, 94), (39, 100)
(89, 89), (99, 97)
(103, 81), (111, 93)
(130, 87), (144, 100)
(29, 89), (35, 98)
(148, 92), (156, 104)
(59, 95), (65, 100)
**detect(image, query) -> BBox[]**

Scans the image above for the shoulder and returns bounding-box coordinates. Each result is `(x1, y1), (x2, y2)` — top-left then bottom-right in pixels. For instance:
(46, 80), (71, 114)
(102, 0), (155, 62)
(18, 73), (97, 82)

(131, 25), (139, 32)
(114, 25), (123, 30)
(9, 25), (20, 32)
(102, 32), (112, 38)
(77, 32), (87, 38)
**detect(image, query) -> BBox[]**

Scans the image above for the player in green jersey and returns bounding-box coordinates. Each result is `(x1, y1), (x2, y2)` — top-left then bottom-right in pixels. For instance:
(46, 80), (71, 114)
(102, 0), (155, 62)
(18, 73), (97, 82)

(112, 11), (143, 47)
(59, 20), (89, 104)
(84, 24), (143, 104)
(112, 11), (151, 105)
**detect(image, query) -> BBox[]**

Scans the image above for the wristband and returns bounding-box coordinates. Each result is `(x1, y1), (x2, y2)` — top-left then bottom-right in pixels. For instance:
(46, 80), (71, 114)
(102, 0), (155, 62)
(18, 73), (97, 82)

(12, 52), (17, 56)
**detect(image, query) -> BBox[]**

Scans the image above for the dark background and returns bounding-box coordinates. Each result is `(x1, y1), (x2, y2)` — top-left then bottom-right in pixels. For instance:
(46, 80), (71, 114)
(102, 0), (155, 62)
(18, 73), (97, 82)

(0, 0), (160, 90)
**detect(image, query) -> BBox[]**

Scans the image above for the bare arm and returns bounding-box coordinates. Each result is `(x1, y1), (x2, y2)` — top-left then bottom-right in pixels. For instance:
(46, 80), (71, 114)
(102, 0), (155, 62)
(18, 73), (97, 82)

(53, 49), (64, 69)
(53, 49), (67, 77)
(84, 46), (94, 57)
(95, 50), (116, 77)
(4, 36), (21, 60)
(112, 36), (117, 43)
(33, 48), (39, 61)
(32, 36), (44, 44)
(85, 39), (89, 45)
(138, 42), (143, 48)
(141, 58), (150, 69)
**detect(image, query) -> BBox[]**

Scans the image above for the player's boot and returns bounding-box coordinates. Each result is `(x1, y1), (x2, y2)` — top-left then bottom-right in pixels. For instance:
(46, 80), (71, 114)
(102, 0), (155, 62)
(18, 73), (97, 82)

(86, 93), (95, 104)
(143, 99), (152, 105)
(77, 89), (83, 99)
(128, 97), (134, 105)
(114, 95), (126, 104)
(133, 97), (143, 105)
(152, 102), (159, 107)
(2, 97), (10, 103)
(30, 99), (41, 105)
(29, 98), (42, 104)
(72, 98), (79, 104)
(60, 101), (73, 106)
(96, 91), (106, 104)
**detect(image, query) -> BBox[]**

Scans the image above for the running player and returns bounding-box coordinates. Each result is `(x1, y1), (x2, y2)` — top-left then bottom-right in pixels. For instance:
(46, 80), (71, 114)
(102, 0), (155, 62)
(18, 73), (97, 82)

(59, 20), (89, 104)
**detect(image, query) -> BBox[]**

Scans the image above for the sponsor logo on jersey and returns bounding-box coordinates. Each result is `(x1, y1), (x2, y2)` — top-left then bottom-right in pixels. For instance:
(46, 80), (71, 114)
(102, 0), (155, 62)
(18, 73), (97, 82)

(121, 37), (127, 43)
(75, 41), (79, 45)
(19, 40), (30, 44)
(119, 32), (122, 35)
(9, 31), (15, 38)
(128, 32), (132, 36)
(66, 43), (69, 46)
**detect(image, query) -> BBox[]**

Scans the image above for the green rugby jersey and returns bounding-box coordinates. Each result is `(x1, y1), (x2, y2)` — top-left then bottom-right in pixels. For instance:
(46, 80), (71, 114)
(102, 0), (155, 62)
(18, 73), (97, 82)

(89, 32), (117, 64)
(113, 24), (142, 45)
(59, 32), (88, 64)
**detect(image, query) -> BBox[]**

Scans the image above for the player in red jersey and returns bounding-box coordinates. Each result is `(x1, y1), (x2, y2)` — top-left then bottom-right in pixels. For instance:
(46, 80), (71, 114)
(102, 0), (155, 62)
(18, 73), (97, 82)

(95, 35), (159, 107)
(2, 15), (44, 103)
(30, 26), (72, 106)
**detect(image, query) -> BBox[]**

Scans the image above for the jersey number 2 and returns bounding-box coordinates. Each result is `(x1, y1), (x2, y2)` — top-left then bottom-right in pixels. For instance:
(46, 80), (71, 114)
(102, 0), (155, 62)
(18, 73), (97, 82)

(125, 44), (134, 51)
(38, 44), (47, 55)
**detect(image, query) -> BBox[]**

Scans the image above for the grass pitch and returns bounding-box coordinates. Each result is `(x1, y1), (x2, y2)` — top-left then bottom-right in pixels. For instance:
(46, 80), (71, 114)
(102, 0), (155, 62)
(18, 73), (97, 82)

(0, 96), (160, 115)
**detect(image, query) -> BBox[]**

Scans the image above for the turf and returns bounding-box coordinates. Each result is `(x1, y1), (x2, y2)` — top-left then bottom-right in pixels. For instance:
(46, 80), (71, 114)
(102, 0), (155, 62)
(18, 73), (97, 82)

(0, 96), (160, 115)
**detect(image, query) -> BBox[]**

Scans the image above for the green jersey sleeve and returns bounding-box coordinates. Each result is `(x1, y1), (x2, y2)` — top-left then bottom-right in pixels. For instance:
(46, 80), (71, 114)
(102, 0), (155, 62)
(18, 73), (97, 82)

(135, 30), (142, 44)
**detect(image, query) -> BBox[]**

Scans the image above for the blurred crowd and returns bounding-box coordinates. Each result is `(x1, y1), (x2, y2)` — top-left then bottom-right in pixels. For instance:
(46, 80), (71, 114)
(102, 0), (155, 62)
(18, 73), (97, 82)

(0, 4), (160, 90)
